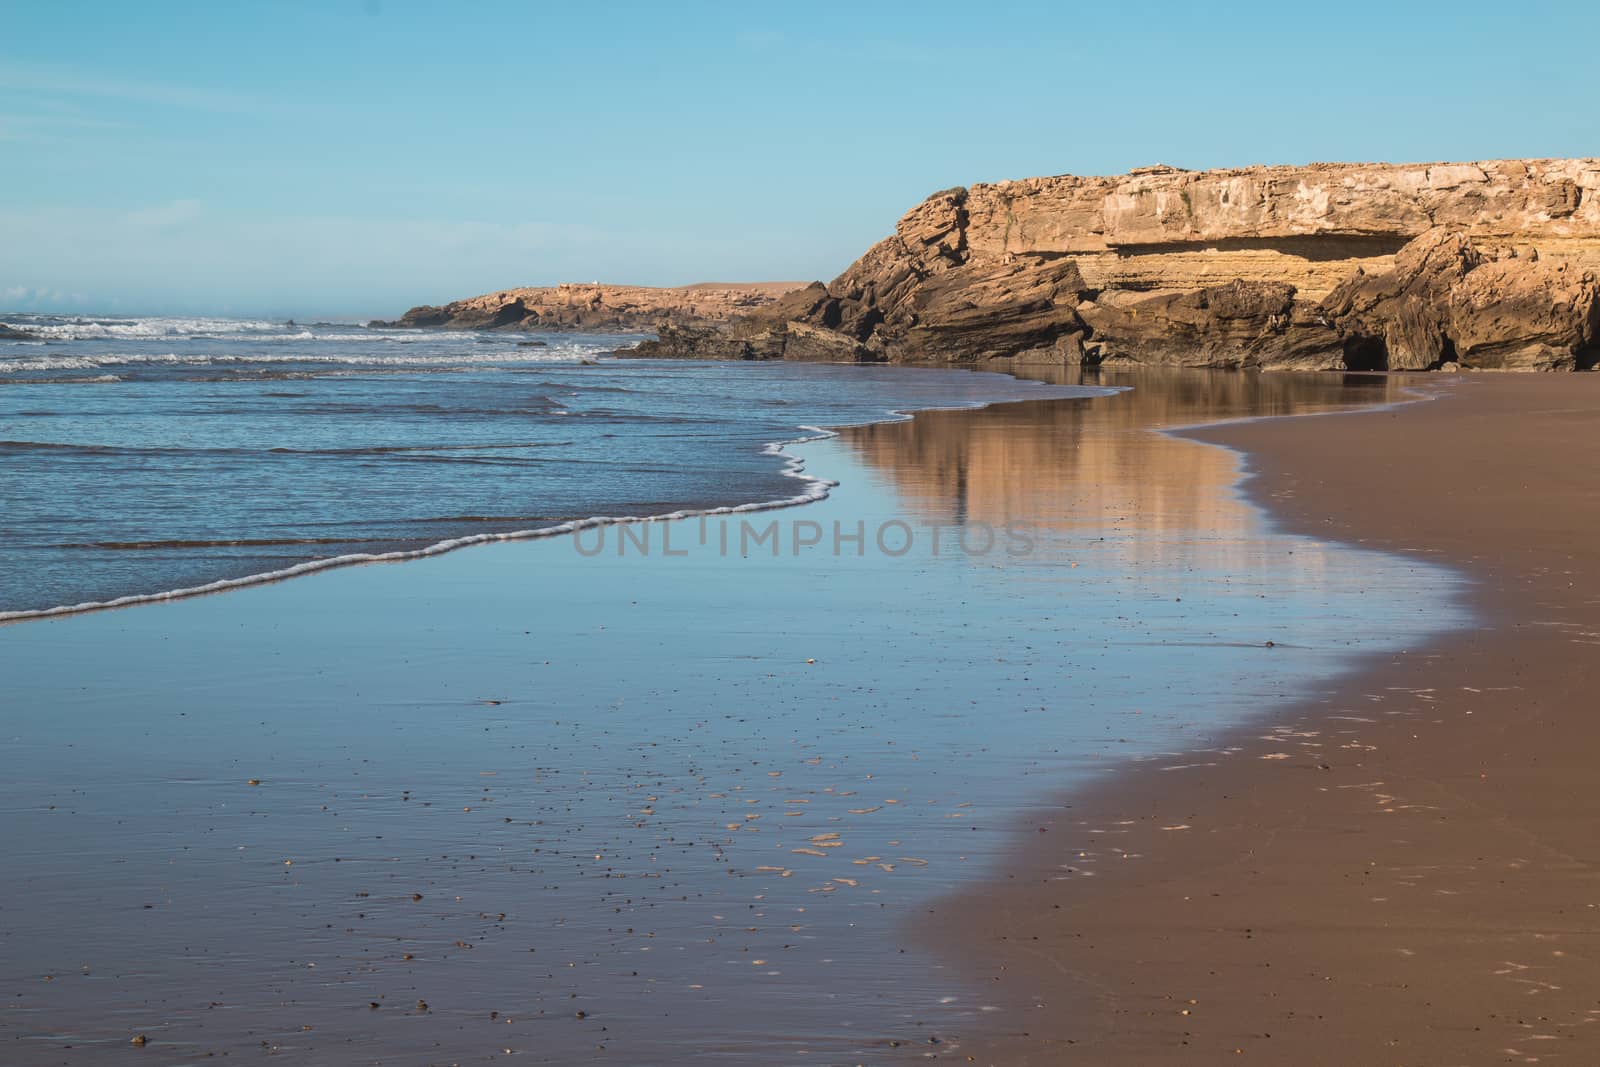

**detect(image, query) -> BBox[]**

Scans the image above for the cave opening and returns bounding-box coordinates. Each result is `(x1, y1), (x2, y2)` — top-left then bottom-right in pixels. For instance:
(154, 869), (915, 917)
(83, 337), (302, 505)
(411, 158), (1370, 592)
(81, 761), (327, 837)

(1342, 335), (1388, 372)
(1432, 336), (1460, 371)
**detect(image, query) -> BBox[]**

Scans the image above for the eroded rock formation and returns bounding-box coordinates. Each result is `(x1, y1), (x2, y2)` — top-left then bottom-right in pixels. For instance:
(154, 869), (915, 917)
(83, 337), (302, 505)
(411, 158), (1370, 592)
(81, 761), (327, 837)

(633, 160), (1600, 371)
(372, 281), (805, 333)
(1323, 230), (1600, 370)
(1076, 280), (1343, 371)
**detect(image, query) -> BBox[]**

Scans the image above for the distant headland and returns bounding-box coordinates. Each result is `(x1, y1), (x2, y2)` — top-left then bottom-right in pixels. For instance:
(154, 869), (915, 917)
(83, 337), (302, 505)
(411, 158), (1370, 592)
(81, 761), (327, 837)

(369, 281), (806, 334)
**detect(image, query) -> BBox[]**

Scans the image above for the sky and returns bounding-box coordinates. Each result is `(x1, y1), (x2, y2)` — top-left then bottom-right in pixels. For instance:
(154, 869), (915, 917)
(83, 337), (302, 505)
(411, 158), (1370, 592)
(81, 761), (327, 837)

(3, 1), (1597, 318)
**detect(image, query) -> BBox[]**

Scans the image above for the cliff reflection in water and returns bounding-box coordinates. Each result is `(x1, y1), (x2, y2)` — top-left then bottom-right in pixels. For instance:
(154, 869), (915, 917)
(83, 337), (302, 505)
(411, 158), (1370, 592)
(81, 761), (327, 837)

(841, 367), (1399, 574)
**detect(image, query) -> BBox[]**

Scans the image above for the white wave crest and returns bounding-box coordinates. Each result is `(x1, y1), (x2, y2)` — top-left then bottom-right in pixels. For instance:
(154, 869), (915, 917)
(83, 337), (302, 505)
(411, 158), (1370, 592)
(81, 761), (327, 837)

(1, 316), (291, 341)
(0, 348), (605, 373)
(0, 316), (510, 344)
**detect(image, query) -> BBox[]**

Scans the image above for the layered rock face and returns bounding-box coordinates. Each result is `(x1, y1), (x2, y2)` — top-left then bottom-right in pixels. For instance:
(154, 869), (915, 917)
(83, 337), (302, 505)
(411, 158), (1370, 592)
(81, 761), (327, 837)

(635, 160), (1600, 371)
(372, 281), (805, 333)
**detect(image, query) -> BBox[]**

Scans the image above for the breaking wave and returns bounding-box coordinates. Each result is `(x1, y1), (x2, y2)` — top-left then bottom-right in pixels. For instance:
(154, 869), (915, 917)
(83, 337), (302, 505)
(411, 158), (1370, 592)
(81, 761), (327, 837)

(0, 316), (392, 342)
(0, 428), (841, 623)
(0, 349), (598, 373)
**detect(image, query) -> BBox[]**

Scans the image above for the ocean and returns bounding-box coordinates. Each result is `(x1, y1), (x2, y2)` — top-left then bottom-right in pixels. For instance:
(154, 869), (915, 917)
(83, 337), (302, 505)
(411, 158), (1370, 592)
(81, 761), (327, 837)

(0, 314), (1098, 617)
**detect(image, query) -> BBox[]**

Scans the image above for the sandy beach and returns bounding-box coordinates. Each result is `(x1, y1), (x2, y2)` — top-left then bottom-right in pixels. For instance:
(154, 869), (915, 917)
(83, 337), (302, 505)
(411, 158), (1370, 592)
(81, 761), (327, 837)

(938, 374), (1600, 1064)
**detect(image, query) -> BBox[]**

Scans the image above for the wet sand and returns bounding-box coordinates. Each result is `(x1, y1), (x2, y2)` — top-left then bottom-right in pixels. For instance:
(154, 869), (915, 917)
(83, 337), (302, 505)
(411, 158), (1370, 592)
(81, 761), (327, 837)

(938, 374), (1600, 1063)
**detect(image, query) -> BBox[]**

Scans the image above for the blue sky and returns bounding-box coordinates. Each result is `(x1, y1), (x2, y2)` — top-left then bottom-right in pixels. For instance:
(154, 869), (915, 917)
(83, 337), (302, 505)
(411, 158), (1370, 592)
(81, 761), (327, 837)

(4, 1), (1596, 318)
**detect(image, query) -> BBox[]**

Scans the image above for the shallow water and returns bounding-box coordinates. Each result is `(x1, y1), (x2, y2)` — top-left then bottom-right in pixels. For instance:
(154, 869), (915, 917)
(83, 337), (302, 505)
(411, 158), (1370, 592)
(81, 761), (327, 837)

(0, 316), (1094, 616)
(0, 365), (1467, 1063)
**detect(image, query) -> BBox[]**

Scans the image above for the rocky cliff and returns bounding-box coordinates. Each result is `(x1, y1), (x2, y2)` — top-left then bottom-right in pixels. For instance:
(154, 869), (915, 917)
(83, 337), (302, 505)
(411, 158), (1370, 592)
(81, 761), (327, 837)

(372, 281), (805, 333)
(632, 160), (1600, 371)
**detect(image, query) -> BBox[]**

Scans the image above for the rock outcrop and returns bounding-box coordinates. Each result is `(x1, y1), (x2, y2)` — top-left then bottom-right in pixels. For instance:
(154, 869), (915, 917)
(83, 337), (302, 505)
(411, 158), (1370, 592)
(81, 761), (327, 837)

(633, 160), (1600, 371)
(372, 281), (806, 333)
(1077, 280), (1344, 371)
(1447, 256), (1600, 370)
(1321, 228), (1486, 370)
(1324, 230), (1600, 370)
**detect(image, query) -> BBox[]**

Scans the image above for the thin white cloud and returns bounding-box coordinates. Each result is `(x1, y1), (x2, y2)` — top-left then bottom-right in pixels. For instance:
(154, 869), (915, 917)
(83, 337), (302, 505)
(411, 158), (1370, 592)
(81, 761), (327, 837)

(124, 199), (205, 230)
(0, 60), (258, 113)
(0, 111), (123, 127)
(0, 111), (128, 143)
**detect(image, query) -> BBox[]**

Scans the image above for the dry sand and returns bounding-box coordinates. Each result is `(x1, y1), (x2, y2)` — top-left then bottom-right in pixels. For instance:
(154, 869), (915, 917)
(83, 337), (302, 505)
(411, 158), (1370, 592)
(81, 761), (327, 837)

(934, 374), (1600, 1064)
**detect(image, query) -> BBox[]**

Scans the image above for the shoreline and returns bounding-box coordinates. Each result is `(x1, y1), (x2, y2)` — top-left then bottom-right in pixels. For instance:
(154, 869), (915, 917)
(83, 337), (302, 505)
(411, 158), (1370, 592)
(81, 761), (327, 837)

(932, 374), (1600, 1063)
(0, 360), (1106, 624)
(0, 426), (841, 624)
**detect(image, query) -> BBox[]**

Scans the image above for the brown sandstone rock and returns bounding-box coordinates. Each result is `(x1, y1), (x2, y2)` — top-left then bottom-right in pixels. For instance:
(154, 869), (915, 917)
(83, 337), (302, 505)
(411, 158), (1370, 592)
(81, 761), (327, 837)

(626, 302), (878, 363)
(1321, 229), (1600, 371)
(960, 159), (1600, 298)
(1013, 330), (1088, 365)
(1079, 281), (1343, 370)
(747, 187), (1091, 365)
(881, 255), (1089, 362)
(1447, 259), (1600, 370)
(1321, 229), (1485, 370)
(372, 281), (806, 333)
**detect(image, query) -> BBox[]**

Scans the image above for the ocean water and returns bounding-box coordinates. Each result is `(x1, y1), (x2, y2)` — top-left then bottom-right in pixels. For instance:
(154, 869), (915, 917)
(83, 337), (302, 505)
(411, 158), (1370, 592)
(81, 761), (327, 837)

(0, 315), (1100, 617)
(0, 341), (1470, 1062)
